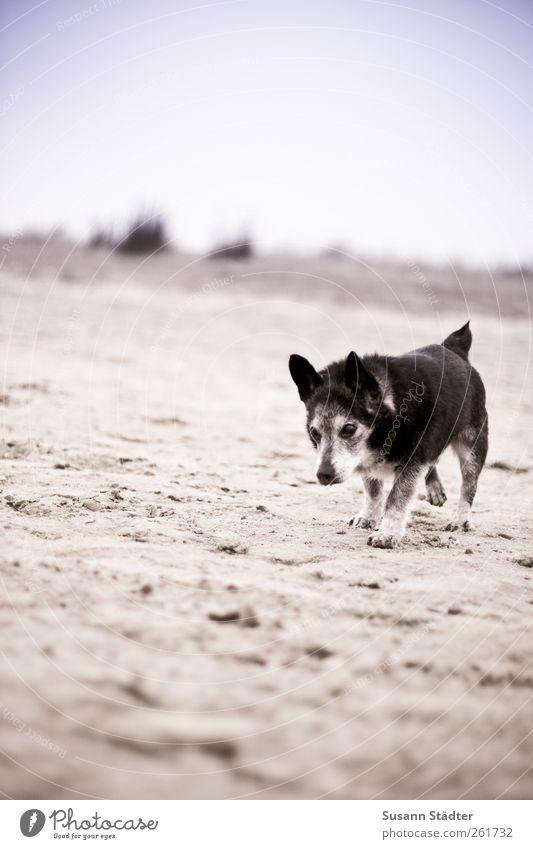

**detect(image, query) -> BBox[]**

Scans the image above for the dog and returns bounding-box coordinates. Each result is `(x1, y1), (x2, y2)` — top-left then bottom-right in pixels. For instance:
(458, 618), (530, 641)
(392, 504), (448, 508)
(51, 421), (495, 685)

(289, 322), (488, 548)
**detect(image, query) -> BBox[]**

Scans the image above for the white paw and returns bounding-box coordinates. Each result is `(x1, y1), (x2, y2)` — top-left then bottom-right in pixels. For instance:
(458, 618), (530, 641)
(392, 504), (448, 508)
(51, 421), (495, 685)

(444, 520), (471, 532)
(367, 531), (401, 549)
(349, 513), (379, 530)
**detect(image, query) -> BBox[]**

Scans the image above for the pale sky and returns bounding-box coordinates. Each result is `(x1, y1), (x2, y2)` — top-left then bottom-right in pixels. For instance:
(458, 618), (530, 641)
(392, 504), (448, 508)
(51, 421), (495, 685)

(1, 0), (533, 264)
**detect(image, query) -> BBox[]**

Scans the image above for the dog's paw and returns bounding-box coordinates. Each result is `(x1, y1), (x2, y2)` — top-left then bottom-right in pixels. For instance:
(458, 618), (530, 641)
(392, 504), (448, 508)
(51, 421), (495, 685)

(367, 531), (400, 549)
(444, 520), (471, 532)
(349, 514), (377, 529)
(426, 480), (447, 507)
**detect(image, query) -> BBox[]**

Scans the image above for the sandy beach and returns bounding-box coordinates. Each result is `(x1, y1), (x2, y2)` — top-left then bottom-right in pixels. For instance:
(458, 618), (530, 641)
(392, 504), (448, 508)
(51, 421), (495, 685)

(1, 239), (532, 799)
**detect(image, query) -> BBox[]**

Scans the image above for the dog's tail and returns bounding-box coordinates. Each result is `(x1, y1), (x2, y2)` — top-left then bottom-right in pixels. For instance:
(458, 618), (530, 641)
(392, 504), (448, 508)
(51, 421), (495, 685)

(442, 321), (472, 361)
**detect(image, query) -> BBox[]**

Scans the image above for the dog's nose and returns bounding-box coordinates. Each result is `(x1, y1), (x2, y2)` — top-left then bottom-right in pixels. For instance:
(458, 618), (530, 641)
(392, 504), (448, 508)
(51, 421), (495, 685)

(317, 465), (336, 485)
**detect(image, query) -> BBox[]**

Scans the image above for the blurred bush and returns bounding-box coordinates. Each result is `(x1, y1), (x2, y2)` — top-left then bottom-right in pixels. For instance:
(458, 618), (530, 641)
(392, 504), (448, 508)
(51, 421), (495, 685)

(117, 213), (169, 254)
(87, 226), (116, 250)
(212, 235), (253, 260)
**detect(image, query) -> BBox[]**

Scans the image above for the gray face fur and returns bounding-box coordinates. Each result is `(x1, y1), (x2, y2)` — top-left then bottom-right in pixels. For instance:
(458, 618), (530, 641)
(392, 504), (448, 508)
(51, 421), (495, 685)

(309, 402), (375, 485)
(288, 351), (386, 486)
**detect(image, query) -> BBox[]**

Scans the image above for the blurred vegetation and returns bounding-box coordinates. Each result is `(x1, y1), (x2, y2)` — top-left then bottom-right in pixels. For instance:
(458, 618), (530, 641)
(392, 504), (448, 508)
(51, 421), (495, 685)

(212, 235), (253, 260)
(87, 212), (169, 255)
(117, 213), (169, 255)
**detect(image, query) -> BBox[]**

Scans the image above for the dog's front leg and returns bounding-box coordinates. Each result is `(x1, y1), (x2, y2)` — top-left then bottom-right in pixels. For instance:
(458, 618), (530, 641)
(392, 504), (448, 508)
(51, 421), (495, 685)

(349, 475), (384, 529)
(368, 464), (425, 548)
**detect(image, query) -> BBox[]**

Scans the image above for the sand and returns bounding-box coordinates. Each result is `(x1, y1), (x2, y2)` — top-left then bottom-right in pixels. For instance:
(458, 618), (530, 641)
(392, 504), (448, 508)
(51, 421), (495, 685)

(0, 240), (532, 799)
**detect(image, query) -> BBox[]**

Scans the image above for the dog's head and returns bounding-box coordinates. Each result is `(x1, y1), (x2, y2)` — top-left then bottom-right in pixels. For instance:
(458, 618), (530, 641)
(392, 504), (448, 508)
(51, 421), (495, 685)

(289, 352), (383, 485)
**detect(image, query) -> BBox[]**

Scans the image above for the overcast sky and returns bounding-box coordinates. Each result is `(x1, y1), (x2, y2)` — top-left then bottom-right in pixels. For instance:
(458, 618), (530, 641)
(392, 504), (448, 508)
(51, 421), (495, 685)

(1, 0), (532, 264)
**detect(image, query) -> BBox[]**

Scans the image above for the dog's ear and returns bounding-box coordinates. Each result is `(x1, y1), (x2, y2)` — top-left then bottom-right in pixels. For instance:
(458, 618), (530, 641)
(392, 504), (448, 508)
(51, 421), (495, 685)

(345, 351), (381, 400)
(442, 321), (472, 360)
(289, 354), (323, 402)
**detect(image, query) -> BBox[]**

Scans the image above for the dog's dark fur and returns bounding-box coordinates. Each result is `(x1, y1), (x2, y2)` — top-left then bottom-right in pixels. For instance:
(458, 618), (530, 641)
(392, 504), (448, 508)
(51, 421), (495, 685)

(289, 322), (488, 548)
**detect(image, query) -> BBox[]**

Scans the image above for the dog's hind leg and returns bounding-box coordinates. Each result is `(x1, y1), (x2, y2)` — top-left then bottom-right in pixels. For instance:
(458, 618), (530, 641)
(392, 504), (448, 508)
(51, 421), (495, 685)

(425, 465), (446, 506)
(444, 422), (488, 532)
(349, 475), (384, 530)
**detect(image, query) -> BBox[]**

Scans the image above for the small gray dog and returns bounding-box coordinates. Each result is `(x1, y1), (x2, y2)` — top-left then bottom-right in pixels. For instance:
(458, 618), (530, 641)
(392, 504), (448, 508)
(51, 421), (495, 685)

(289, 323), (488, 548)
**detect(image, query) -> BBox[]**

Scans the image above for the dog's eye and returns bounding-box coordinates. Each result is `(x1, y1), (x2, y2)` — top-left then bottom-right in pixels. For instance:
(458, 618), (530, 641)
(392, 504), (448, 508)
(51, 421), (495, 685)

(309, 427), (321, 443)
(340, 423), (356, 438)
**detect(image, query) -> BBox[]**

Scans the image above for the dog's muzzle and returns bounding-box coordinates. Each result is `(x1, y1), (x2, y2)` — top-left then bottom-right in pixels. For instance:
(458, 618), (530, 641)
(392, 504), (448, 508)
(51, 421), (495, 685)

(317, 463), (340, 486)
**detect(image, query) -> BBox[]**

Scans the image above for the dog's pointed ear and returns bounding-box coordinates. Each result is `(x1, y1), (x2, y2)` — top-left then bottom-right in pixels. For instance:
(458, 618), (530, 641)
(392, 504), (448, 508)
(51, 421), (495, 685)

(289, 354), (323, 402)
(442, 321), (472, 359)
(345, 351), (380, 399)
